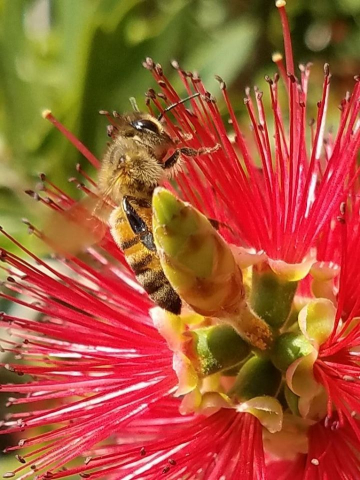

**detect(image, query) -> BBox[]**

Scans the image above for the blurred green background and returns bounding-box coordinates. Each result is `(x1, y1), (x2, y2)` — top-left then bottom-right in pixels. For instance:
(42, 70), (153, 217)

(0, 0), (359, 252)
(0, 0), (359, 474)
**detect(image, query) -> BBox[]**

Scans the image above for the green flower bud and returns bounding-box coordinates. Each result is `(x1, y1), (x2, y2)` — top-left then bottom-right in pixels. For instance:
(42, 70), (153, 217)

(152, 188), (245, 317)
(271, 332), (314, 372)
(153, 188), (274, 351)
(250, 262), (298, 327)
(229, 355), (282, 401)
(183, 324), (250, 377)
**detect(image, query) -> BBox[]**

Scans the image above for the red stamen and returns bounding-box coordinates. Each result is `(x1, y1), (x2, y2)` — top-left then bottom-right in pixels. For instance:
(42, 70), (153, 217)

(276, 1), (295, 76)
(42, 110), (100, 168)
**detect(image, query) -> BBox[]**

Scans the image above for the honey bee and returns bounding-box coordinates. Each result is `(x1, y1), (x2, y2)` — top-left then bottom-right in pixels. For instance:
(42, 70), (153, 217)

(99, 112), (181, 313)
(43, 96), (218, 314)
(98, 99), (221, 314)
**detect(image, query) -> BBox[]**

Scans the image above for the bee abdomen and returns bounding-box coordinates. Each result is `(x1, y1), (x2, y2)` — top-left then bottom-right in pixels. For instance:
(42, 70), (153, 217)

(151, 284), (182, 315)
(127, 252), (154, 271)
(137, 268), (168, 293)
(137, 268), (182, 315)
(110, 206), (181, 314)
(118, 237), (138, 250)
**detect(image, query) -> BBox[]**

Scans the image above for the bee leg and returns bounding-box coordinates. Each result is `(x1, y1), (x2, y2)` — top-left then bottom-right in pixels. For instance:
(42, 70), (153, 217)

(163, 150), (181, 170)
(208, 218), (234, 234)
(163, 145), (220, 170)
(208, 218), (221, 230)
(179, 144), (220, 157)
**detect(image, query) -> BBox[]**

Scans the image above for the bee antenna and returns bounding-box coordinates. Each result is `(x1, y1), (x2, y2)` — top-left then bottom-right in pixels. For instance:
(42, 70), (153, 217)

(158, 93), (200, 121)
(129, 97), (140, 112)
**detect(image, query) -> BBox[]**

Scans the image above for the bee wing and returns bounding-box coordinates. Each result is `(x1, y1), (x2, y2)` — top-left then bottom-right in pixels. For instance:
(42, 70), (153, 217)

(42, 196), (112, 255)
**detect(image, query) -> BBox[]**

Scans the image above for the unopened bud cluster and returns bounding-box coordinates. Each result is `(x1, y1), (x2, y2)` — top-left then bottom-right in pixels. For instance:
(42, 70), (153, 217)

(152, 188), (338, 437)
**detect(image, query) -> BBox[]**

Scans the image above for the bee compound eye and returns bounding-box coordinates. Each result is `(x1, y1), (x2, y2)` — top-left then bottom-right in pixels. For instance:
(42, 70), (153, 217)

(131, 119), (160, 134)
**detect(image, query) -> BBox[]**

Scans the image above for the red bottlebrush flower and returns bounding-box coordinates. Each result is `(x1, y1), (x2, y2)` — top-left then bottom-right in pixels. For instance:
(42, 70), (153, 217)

(267, 417), (360, 480)
(1, 1), (360, 479)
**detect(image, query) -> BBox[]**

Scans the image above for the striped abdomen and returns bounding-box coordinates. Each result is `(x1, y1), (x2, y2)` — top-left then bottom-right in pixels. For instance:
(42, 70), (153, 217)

(109, 203), (181, 314)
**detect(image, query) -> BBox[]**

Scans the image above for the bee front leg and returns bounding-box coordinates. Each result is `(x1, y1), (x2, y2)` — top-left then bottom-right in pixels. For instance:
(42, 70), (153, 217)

(163, 144), (219, 170)
(163, 150), (181, 170)
(208, 218), (234, 234)
(179, 145), (220, 157)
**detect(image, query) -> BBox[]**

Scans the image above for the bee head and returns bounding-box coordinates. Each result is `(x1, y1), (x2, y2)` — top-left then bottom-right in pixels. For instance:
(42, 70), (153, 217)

(98, 113), (177, 202)
(115, 112), (174, 158)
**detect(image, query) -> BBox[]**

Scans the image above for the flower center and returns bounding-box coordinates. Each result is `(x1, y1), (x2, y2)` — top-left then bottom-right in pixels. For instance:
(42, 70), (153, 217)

(151, 188), (341, 454)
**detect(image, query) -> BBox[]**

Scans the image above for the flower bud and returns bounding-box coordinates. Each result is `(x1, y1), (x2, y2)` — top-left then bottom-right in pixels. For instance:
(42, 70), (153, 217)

(183, 324), (250, 377)
(229, 355), (282, 401)
(271, 332), (313, 372)
(250, 262), (298, 327)
(152, 188), (245, 317)
(153, 188), (273, 350)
